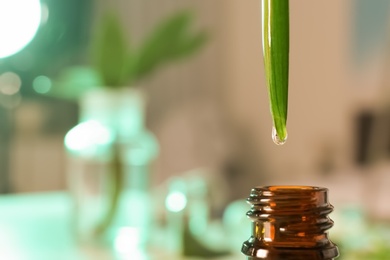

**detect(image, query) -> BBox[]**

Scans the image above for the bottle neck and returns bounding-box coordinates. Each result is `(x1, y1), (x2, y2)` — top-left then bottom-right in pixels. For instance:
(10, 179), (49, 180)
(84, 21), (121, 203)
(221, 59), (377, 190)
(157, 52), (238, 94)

(242, 186), (339, 260)
(79, 88), (146, 139)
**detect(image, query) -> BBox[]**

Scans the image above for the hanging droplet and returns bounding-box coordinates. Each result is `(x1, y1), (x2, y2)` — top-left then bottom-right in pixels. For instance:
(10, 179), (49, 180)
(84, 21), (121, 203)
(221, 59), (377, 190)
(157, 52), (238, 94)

(272, 126), (287, 145)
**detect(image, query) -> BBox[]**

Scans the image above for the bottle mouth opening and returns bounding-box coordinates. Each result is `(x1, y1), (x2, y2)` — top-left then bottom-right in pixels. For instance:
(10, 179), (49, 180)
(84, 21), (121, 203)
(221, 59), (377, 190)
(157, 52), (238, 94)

(262, 185), (327, 192)
(250, 185), (329, 199)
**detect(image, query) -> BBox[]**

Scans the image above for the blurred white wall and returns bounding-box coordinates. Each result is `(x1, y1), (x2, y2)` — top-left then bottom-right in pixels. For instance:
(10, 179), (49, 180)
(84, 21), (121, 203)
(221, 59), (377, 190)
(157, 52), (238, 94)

(221, 1), (355, 181)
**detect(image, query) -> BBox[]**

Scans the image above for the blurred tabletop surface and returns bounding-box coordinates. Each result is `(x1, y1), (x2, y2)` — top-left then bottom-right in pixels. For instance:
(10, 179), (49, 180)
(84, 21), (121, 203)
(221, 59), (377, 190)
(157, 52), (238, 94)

(0, 192), (240, 260)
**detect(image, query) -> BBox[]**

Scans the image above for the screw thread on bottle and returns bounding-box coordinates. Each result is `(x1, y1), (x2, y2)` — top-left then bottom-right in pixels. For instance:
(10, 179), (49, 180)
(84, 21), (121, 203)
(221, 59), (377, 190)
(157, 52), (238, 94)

(242, 186), (339, 260)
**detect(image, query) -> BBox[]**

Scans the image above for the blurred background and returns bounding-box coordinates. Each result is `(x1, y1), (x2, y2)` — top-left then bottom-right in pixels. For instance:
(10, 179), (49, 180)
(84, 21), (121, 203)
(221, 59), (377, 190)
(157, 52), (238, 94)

(1, 0), (390, 259)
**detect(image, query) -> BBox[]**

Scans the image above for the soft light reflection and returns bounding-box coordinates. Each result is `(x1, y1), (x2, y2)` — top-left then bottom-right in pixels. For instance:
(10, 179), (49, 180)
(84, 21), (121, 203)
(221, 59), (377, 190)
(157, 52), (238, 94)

(0, 72), (21, 95)
(263, 222), (273, 242)
(256, 249), (268, 258)
(64, 120), (113, 152)
(114, 227), (140, 252)
(114, 227), (147, 259)
(0, 0), (41, 58)
(40, 3), (49, 25)
(165, 191), (187, 212)
(33, 75), (52, 94)
(0, 228), (26, 259)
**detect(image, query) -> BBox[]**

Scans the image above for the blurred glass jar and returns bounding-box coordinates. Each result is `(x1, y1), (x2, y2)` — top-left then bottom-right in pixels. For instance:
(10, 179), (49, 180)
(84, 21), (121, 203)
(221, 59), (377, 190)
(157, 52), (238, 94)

(64, 88), (159, 253)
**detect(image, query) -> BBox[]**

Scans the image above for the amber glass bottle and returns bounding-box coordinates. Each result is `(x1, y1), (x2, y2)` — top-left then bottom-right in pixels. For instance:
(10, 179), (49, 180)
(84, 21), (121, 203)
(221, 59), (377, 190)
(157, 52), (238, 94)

(241, 186), (339, 260)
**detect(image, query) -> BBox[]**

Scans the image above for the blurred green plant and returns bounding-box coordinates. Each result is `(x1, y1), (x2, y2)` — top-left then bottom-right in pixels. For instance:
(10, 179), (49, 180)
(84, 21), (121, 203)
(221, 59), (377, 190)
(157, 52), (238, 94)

(59, 10), (208, 243)
(51, 10), (208, 99)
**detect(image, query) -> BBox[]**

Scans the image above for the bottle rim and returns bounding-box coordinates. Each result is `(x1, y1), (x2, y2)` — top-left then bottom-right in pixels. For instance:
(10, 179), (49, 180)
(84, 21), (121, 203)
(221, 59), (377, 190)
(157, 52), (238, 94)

(256, 185), (327, 192)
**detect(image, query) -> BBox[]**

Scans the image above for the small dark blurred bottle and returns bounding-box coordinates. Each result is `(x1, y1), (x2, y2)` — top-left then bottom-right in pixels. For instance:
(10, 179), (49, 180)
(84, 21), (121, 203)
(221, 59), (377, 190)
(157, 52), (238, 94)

(242, 186), (339, 260)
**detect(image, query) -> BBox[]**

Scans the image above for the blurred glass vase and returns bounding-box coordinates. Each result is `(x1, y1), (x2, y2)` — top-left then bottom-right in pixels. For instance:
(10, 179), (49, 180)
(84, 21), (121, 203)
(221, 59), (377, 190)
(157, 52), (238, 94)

(65, 88), (159, 251)
(55, 9), (206, 256)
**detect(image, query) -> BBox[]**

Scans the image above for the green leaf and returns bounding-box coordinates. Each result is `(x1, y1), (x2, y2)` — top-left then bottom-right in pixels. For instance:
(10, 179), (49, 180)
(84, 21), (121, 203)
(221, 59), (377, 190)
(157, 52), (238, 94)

(92, 13), (129, 87)
(51, 10), (208, 94)
(170, 30), (209, 60)
(262, 0), (289, 143)
(131, 10), (208, 82)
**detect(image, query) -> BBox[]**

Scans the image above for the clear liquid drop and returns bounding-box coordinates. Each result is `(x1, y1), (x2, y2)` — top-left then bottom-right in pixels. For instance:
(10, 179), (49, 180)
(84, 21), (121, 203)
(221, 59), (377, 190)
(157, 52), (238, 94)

(272, 126), (287, 145)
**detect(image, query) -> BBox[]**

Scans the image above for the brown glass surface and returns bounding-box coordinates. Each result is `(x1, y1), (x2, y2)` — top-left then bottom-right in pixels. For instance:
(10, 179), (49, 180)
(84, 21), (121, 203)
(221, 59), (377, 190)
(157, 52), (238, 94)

(241, 186), (339, 260)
